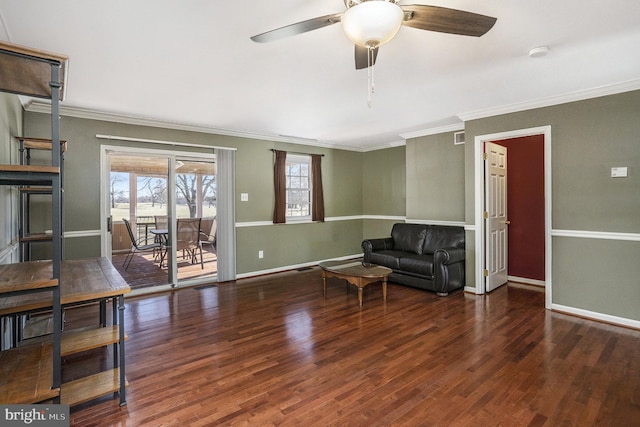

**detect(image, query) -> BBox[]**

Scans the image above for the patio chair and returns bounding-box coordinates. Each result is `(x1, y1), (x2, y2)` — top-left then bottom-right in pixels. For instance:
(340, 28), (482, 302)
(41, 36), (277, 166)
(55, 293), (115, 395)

(199, 217), (217, 255)
(154, 215), (168, 231)
(122, 218), (162, 271)
(177, 217), (204, 269)
(153, 214), (169, 250)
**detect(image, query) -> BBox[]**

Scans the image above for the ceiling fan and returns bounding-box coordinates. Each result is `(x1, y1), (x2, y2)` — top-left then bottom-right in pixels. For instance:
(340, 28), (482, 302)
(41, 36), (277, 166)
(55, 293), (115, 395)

(250, 0), (497, 70)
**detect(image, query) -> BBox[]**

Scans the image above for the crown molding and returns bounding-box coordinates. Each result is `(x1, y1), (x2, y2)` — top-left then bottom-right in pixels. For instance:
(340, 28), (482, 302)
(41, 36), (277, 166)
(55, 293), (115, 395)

(23, 78), (640, 152)
(360, 139), (407, 152)
(458, 78), (640, 122)
(399, 123), (465, 140)
(23, 100), (366, 152)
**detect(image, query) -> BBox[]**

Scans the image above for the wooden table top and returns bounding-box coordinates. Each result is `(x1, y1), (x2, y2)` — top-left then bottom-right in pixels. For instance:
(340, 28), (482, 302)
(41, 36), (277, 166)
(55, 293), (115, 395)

(319, 260), (392, 278)
(0, 257), (130, 316)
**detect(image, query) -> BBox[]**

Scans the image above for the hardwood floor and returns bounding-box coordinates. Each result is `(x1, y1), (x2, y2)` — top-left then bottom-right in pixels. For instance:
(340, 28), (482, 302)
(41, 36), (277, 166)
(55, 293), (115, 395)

(64, 268), (640, 426)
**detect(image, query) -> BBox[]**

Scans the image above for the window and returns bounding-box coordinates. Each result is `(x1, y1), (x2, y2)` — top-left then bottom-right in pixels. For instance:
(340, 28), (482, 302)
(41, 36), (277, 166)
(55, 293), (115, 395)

(285, 154), (311, 219)
(273, 150), (323, 224)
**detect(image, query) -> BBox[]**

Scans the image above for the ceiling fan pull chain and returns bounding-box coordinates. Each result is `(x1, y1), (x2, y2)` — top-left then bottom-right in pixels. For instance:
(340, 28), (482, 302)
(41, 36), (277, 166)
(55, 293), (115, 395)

(367, 46), (374, 108)
(370, 48), (375, 95)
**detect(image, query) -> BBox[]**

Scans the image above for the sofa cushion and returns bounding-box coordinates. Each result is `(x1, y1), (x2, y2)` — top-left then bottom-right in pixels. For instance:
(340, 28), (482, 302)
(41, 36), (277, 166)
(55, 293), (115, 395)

(422, 226), (465, 254)
(398, 254), (434, 278)
(369, 250), (402, 270)
(391, 223), (428, 255)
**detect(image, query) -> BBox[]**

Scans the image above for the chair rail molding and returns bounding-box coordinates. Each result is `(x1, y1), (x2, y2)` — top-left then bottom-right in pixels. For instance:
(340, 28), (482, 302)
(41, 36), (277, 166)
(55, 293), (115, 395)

(551, 229), (640, 242)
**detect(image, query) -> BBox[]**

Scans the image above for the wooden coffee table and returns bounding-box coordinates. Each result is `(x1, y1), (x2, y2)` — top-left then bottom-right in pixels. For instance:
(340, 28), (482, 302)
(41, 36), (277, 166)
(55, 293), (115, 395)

(319, 260), (392, 308)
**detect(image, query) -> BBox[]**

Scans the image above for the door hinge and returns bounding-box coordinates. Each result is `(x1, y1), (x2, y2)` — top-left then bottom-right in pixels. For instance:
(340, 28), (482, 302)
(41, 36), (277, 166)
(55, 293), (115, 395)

(483, 211), (489, 219)
(483, 152), (488, 160)
(483, 269), (489, 277)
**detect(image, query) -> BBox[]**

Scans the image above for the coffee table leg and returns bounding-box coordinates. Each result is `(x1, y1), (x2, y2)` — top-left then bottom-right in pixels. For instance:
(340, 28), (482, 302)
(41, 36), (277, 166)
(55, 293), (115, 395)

(382, 278), (387, 302)
(358, 286), (363, 308)
(322, 273), (327, 297)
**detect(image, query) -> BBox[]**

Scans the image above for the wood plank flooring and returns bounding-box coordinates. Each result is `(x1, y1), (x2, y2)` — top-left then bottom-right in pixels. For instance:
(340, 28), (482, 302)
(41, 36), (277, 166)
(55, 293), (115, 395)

(63, 268), (640, 426)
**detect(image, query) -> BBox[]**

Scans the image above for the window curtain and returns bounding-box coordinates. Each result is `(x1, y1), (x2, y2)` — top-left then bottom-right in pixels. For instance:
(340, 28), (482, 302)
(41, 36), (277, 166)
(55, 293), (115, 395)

(273, 150), (287, 224)
(216, 148), (237, 281)
(311, 154), (325, 222)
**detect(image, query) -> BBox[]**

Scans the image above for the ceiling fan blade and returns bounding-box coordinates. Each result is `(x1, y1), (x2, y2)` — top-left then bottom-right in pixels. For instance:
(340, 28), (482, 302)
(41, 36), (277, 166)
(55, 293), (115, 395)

(250, 13), (343, 43)
(355, 45), (378, 70)
(401, 5), (496, 37)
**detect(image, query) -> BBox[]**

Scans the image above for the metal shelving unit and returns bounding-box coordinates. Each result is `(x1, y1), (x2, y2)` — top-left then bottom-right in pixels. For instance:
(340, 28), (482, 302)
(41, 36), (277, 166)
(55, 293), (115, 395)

(0, 40), (129, 408)
(16, 137), (67, 261)
(0, 40), (67, 403)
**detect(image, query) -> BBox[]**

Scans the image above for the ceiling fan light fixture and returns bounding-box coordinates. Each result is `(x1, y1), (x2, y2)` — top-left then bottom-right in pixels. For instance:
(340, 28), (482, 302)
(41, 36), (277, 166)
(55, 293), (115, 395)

(341, 0), (404, 48)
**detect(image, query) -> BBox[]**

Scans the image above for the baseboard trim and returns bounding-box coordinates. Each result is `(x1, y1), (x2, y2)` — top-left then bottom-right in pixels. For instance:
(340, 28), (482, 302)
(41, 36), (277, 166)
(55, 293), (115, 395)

(551, 303), (640, 330)
(236, 254), (361, 279)
(508, 276), (545, 287)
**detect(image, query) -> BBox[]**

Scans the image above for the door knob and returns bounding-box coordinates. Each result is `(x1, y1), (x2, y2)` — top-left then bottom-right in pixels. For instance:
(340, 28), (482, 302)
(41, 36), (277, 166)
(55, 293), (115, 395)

(504, 220), (511, 225)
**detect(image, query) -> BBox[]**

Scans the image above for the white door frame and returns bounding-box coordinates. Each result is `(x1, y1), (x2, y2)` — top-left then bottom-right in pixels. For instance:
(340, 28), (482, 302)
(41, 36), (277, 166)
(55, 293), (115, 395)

(473, 125), (552, 309)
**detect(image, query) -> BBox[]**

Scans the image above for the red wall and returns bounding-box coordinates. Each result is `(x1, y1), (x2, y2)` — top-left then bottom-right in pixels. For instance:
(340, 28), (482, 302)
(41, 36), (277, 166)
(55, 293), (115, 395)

(494, 135), (545, 281)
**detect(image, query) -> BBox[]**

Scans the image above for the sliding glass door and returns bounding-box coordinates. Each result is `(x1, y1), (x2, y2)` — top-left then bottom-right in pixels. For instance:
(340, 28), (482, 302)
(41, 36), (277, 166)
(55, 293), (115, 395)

(106, 152), (171, 289)
(102, 146), (218, 291)
(172, 158), (217, 286)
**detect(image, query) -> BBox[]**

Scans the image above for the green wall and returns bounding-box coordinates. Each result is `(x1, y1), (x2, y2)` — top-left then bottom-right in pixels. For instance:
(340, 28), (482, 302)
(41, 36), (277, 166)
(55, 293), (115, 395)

(464, 90), (640, 322)
(465, 91), (640, 232)
(19, 89), (639, 323)
(23, 112), (371, 275)
(406, 132), (465, 221)
(361, 146), (406, 241)
(362, 146), (405, 216)
(400, 91), (640, 322)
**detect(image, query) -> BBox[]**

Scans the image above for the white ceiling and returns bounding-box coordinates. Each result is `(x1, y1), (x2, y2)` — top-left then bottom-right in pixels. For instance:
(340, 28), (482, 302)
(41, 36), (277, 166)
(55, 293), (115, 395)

(1, 0), (639, 151)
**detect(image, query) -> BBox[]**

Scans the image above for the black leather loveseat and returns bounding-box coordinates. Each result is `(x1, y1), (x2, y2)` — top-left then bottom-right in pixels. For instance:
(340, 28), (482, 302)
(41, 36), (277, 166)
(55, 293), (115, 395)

(361, 223), (465, 296)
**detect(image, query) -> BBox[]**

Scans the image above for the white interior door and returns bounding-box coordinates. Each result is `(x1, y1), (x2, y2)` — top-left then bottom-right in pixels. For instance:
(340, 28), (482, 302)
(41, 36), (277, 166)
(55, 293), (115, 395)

(485, 142), (508, 291)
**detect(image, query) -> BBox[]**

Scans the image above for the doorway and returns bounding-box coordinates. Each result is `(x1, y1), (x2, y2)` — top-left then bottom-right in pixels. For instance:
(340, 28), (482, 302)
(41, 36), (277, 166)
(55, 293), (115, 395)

(474, 126), (552, 309)
(101, 145), (218, 291)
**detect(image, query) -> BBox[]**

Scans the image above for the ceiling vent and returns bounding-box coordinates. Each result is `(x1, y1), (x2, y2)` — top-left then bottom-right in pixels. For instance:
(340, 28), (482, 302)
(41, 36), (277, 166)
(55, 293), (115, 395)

(454, 131), (465, 145)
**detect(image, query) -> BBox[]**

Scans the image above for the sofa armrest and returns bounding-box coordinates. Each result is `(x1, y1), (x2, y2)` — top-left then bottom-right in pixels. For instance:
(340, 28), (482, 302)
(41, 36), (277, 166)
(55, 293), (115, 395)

(362, 237), (394, 252)
(434, 246), (465, 265)
(361, 238), (394, 263)
(433, 246), (466, 295)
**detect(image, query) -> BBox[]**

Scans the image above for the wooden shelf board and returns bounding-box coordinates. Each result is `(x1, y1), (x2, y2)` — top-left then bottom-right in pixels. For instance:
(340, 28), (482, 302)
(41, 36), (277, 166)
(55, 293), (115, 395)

(16, 137), (67, 152)
(0, 258), (130, 317)
(0, 261), (58, 295)
(20, 233), (54, 242)
(0, 342), (60, 404)
(19, 186), (53, 193)
(62, 326), (127, 356)
(0, 164), (60, 173)
(61, 368), (128, 407)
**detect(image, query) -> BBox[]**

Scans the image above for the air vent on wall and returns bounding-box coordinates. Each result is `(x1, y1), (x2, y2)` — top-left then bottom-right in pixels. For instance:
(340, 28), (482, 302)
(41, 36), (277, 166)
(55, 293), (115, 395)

(454, 131), (465, 145)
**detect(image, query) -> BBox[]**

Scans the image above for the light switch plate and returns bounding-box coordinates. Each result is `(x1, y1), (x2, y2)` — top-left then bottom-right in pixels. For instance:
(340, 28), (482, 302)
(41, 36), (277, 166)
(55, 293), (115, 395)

(611, 167), (628, 178)
(241, 193), (249, 201)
